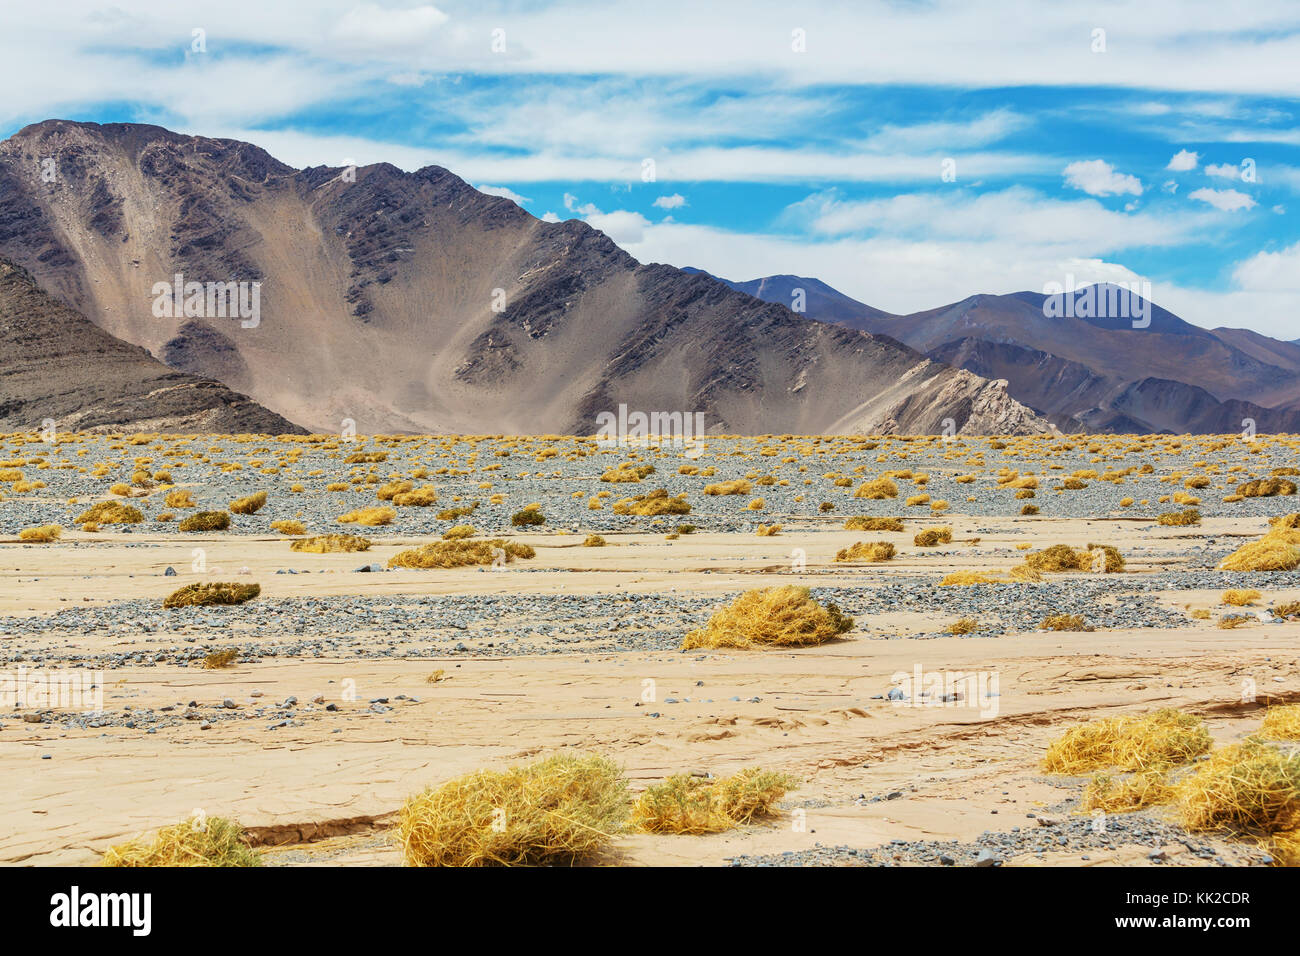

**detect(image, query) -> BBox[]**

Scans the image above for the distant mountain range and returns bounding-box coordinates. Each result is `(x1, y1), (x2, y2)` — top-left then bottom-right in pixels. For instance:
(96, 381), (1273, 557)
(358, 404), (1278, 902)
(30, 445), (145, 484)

(695, 271), (1300, 434)
(0, 119), (1049, 436)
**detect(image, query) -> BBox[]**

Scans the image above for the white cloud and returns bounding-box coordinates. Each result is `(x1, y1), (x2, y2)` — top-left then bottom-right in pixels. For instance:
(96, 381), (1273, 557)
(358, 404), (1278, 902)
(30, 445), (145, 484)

(583, 209), (651, 245)
(653, 194), (687, 210)
(1204, 163), (1242, 180)
(783, 187), (1200, 252)
(1188, 187), (1257, 211)
(1166, 149), (1199, 171)
(475, 184), (530, 205)
(540, 211), (561, 223)
(1063, 160), (1143, 197)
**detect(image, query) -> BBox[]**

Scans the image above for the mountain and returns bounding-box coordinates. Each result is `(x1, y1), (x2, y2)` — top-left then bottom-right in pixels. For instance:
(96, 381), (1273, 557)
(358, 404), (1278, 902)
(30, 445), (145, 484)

(0, 259), (303, 433)
(0, 119), (1050, 437)
(723, 272), (1300, 434)
(685, 269), (894, 330)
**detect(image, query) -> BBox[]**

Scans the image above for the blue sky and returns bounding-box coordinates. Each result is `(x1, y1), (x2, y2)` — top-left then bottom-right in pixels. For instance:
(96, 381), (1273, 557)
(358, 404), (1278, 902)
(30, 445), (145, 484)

(2, 1), (1299, 337)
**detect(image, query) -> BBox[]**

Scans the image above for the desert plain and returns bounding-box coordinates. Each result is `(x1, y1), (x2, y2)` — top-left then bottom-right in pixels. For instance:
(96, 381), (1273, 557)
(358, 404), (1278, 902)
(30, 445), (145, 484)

(1, 430), (1298, 866)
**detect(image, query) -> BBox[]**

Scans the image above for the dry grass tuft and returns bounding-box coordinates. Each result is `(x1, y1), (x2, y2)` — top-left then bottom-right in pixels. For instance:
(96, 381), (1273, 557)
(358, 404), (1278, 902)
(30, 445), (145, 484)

(1259, 704), (1300, 741)
(388, 538), (535, 569)
(702, 479), (752, 496)
(18, 524), (61, 542)
(582, 534), (607, 547)
(853, 477), (898, 500)
(1024, 544), (1091, 572)
(393, 486), (439, 507)
(510, 507), (545, 526)
(1043, 708), (1211, 774)
(631, 768), (798, 834)
(290, 533), (371, 553)
(755, 523), (782, 536)
(228, 491), (268, 515)
(1176, 739), (1300, 835)
(178, 510), (231, 532)
(947, 617), (978, 634)
(75, 500), (143, 525)
(1157, 509), (1201, 526)
(442, 524), (477, 539)
(1219, 522), (1300, 572)
(844, 516), (903, 532)
(913, 526), (953, 547)
(1237, 478), (1298, 498)
(164, 489), (196, 508)
(1223, 588), (1262, 606)
(203, 648), (239, 669)
(682, 586), (853, 650)
(397, 753), (628, 867)
(102, 816), (260, 867)
(612, 489), (690, 516)
(163, 582), (260, 608)
(1082, 770), (1175, 813)
(834, 540), (894, 562)
(270, 519), (306, 535)
(337, 506), (396, 526)
(1040, 613), (1092, 631)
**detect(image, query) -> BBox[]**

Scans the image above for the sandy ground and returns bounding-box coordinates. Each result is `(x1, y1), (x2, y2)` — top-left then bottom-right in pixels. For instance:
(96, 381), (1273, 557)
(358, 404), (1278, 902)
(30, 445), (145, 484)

(2, 516), (1296, 867)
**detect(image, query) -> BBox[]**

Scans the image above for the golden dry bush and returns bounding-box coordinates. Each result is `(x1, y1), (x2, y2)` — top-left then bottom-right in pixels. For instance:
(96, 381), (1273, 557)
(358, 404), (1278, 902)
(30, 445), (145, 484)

(682, 586), (853, 650)
(1082, 770), (1175, 813)
(326, 482), (349, 492)
(1219, 521), (1300, 572)
(228, 491), (267, 515)
(1020, 504), (1040, 515)
(1223, 588), (1262, 606)
(337, 506), (396, 526)
(163, 582), (260, 608)
(1042, 709), (1211, 774)
(853, 477), (898, 499)
(1024, 544), (1091, 572)
(904, 493), (930, 507)
(442, 524), (476, 539)
(1237, 478), (1298, 498)
(939, 571), (1000, 586)
(1270, 829), (1300, 867)
(178, 510), (231, 532)
(702, 478), (751, 496)
(1259, 704), (1300, 741)
(75, 501), (143, 525)
(102, 816), (261, 867)
(745, 497), (765, 511)
(376, 479), (413, 500)
(388, 538), (535, 569)
(437, 504), (479, 521)
(631, 768), (798, 834)
(611, 489), (691, 516)
(397, 753), (628, 867)
(1120, 497), (1135, 507)
(164, 489), (196, 508)
(1157, 508), (1201, 526)
(601, 464), (655, 483)
(270, 519), (306, 535)
(913, 526), (953, 547)
(834, 540), (894, 562)
(1040, 613), (1091, 631)
(393, 486), (439, 507)
(510, 506), (545, 526)
(18, 524), (61, 542)
(203, 648), (239, 669)
(1086, 543), (1126, 573)
(582, 534), (607, 547)
(290, 534), (371, 553)
(947, 617), (978, 634)
(1176, 740), (1300, 835)
(755, 523), (782, 536)
(109, 482), (132, 496)
(344, 451), (387, 464)
(844, 516), (903, 532)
